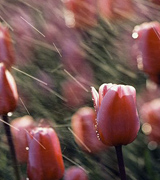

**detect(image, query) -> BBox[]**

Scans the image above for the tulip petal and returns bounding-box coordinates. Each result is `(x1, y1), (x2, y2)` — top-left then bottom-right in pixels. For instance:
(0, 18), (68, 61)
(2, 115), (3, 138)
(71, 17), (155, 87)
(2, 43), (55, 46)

(91, 86), (99, 113)
(99, 83), (114, 106)
(0, 63), (18, 114)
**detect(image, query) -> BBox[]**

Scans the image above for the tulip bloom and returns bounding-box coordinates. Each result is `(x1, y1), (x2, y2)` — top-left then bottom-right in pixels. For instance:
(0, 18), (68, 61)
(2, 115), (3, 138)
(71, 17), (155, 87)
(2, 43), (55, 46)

(11, 115), (35, 163)
(27, 127), (64, 180)
(64, 166), (88, 180)
(0, 23), (15, 68)
(132, 21), (160, 84)
(71, 107), (107, 153)
(91, 83), (140, 146)
(140, 98), (160, 144)
(63, 0), (97, 29)
(0, 63), (18, 114)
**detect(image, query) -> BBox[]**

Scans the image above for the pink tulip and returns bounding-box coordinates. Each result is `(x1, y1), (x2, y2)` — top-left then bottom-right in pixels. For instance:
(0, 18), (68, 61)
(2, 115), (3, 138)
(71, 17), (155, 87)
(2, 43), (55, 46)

(0, 23), (15, 68)
(132, 21), (160, 83)
(71, 107), (107, 153)
(91, 83), (140, 146)
(98, 0), (134, 21)
(64, 166), (88, 180)
(0, 63), (18, 114)
(4, 5), (37, 65)
(63, 0), (97, 29)
(11, 115), (35, 163)
(27, 127), (64, 180)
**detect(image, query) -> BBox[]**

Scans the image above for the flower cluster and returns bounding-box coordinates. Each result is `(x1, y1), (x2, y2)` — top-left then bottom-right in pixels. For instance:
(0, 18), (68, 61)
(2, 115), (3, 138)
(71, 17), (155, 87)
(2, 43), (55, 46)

(1, 0), (160, 180)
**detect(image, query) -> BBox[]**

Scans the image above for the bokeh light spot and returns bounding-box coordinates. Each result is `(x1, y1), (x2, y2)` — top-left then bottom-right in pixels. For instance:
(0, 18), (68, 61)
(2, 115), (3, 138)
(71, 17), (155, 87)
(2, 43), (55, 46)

(142, 123), (152, 135)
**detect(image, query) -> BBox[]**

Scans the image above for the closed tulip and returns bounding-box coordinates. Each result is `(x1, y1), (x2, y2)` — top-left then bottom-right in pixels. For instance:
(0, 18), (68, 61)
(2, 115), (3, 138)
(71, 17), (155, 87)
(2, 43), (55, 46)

(0, 63), (18, 115)
(11, 115), (35, 163)
(71, 107), (107, 153)
(64, 166), (88, 180)
(63, 0), (97, 29)
(132, 21), (160, 84)
(0, 23), (15, 69)
(140, 98), (160, 143)
(91, 83), (140, 146)
(27, 127), (64, 180)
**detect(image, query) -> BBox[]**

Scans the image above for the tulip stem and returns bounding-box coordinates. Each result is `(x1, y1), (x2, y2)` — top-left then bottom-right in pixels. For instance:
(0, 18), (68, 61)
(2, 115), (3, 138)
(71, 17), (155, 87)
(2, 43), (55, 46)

(2, 114), (21, 180)
(115, 145), (127, 180)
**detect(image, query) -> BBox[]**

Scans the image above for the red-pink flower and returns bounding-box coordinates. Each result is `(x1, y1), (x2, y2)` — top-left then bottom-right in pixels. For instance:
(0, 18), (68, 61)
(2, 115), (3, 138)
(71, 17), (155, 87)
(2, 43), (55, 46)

(63, 0), (97, 29)
(11, 115), (35, 163)
(91, 83), (140, 146)
(71, 107), (107, 153)
(132, 21), (160, 83)
(27, 127), (64, 180)
(64, 166), (88, 180)
(0, 23), (15, 68)
(98, 0), (134, 21)
(0, 63), (18, 114)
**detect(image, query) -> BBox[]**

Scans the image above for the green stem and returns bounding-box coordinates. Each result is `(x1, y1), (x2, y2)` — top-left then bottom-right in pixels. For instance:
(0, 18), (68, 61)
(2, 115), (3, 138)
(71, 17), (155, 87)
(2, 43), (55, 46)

(115, 145), (127, 180)
(2, 114), (21, 180)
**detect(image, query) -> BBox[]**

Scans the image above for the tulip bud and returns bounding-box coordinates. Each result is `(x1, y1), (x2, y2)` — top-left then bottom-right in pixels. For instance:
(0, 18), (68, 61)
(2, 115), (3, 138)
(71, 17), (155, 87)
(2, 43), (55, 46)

(0, 63), (18, 114)
(140, 98), (160, 144)
(0, 23), (15, 69)
(71, 107), (107, 153)
(63, 0), (97, 29)
(91, 83), (140, 146)
(132, 21), (160, 84)
(27, 127), (64, 180)
(64, 166), (88, 180)
(11, 115), (35, 163)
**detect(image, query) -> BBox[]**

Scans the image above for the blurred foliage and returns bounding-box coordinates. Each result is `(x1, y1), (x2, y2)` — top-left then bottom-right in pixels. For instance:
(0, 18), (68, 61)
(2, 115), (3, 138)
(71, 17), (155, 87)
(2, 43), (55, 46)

(1, 0), (160, 180)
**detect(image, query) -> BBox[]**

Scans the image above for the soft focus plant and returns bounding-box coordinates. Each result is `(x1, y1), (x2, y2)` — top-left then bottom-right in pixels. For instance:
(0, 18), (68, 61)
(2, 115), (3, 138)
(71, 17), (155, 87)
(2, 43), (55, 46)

(0, 23), (15, 69)
(63, 0), (97, 29)
(27, 126), (65, 180)
(71, 107), (107, 153)
(98, 0), (134, 21)
(132, 21), (160, 84)
(64, 166), (88, 180)
(11, 115), (35, 163)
